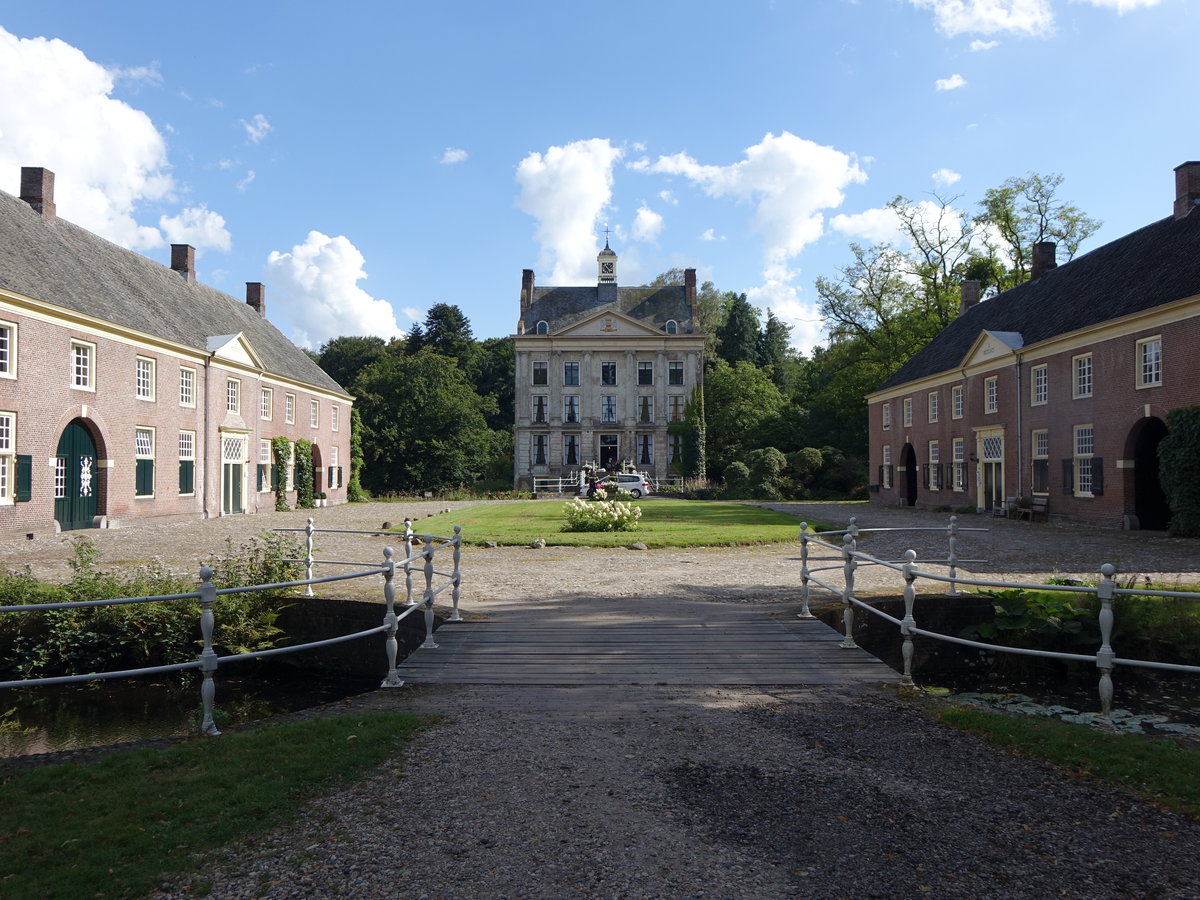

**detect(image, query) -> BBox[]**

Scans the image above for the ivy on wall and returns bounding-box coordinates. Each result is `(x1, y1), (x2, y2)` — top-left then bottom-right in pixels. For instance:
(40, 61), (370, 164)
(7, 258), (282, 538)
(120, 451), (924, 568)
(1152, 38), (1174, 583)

(347, 407), (368, 502)
(1159, 407), (1200, 536)
(294, 439), (315, 509)
(271, 436), (291, 512)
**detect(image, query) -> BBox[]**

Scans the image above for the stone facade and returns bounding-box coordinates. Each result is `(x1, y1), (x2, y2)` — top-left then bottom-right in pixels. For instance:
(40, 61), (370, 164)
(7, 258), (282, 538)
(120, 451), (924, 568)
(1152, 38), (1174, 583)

(0, 167), (352, 537)
(866, 161), (1200, 528)
(512, 244), (705, 489)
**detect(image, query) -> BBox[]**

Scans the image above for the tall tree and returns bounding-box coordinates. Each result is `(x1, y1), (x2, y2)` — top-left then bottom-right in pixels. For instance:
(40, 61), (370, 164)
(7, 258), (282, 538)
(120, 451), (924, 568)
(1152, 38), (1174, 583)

(977, 173), (1101, 291)
(702, 359), (787, 474)
(715, 292), (762, 366)
(758, 309), (793, 390)
(315, 335), (387, 392)
(420, 302), (476, 369)
(469, 335), (515, 432)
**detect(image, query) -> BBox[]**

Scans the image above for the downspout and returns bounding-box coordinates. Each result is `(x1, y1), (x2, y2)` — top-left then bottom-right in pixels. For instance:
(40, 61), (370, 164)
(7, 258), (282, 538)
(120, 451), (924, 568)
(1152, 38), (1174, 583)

(1015, 354), (1024, 499)
(202, 352), (212, 519)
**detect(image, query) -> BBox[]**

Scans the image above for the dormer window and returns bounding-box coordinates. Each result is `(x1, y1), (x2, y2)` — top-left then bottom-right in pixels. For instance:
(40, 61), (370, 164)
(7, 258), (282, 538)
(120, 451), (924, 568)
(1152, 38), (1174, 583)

(536, 321), (548, 335)
(665, 320), (678, 334)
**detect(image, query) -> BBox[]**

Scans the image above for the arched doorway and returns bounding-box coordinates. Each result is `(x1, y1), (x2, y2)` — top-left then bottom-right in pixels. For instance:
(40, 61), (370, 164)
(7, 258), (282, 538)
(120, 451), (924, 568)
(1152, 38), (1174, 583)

(312, 444), (324, 495)
(55, 419), (99, 531)
(901, 444), (918, 507)
(1131, 417), (1169, 530)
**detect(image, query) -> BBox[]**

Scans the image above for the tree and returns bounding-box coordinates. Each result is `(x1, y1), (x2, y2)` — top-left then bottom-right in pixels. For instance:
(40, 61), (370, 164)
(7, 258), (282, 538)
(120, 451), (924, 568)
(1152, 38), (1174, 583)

(355, 348), (496, 494)
(758, 309), (794, 390)
(420, 303), (476, 370)
(469, 336), (515, 432)
(977, 173), (1101, 291)
(315, 335), (387, 392)
(702, 360), (787, 474)
(651, 268), (725, 355)
(715, 292), (762, 366)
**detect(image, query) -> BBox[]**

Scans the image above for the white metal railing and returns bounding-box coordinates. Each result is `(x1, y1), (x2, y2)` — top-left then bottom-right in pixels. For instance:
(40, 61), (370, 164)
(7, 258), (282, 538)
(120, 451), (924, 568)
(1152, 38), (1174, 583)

(533, 476), (580, 494)
(797, 516), (1200, 722)
(0, 526), (464, 737)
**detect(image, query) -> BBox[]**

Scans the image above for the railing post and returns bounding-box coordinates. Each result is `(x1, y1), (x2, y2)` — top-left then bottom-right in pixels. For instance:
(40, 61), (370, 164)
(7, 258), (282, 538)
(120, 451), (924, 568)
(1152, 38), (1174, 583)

(197, 566), (221, 736)
(304, 517), (315, 598)
(380, 547), (402, 688)
(947, 516), (959, 596)
(900, 549), (918, 687)
(447, 525), (464, 623)
(403, 519), (416, 606)
(840, 533), (857, 649)
(797, 523), (815, 619)
(846, 516), (859, 550)
(420, 543), (439, 649)
(1096, 562), (1117, 722)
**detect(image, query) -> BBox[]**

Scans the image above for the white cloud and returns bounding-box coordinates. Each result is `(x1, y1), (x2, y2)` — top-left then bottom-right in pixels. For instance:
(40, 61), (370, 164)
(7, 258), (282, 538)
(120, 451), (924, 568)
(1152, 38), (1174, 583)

(933, 167), (962, 186)
(970, 38), (999, 49)
(659, 189), (678, 205)
(830, 206), (903, 244)
(909, 0), (1055, 37)
(0, 26), (173, 249)
(236, 170), (256, 192)
(515, 138), (624, 284)
(241, 113), (271, 143)
(699, 228), (724, 241)
(159, 204), (232, 252)
(402, 306), (422, 322)
(936, 73), (967, 91)
(440, 147), (468, 164)
(217, 158), (235, 170)
(631, 205), (664, 243)
(746, 283), (827, 357)
(265, 231), (405, 348)
(108, 62), (162, 88)
(1071, 0), (1158, 10)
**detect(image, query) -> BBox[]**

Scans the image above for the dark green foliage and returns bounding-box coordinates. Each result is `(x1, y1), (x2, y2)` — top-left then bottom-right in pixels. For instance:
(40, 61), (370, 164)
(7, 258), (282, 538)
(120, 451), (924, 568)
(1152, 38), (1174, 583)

(294, 438), (315, 509)
(723, 461), (751, 497)
(469, 335), (515, 431)
(1159, 407), (1200, 536)
(271, 436), (291, 511)
(418, 302), (477, 370)
(346, 407), (369, 501)
(715, 292), (762, 365)
(314, 335), (387, 392)
(746, 447), (787, 500)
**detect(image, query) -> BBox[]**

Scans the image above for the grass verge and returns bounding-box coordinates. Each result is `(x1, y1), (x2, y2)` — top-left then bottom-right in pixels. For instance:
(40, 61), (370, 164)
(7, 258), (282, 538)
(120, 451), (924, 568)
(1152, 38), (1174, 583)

(0, 712), (426, 899)
(413, 499), (827, 548)
(936, 705), (1200, 817)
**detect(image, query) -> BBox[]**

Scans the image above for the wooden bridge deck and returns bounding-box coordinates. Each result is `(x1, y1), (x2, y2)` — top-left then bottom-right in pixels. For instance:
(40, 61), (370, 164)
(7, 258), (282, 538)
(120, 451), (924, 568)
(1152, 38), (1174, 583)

(395, 601), (897, 686)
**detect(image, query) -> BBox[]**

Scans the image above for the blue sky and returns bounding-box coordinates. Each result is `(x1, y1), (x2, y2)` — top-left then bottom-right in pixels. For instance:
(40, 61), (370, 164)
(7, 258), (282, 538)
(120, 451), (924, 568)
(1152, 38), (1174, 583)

(0, 0), (1194, 354)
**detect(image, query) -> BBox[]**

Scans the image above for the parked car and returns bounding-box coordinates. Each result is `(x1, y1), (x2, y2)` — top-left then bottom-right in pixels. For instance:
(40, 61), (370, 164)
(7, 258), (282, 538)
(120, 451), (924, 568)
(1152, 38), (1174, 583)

(580, 473), (653, 499)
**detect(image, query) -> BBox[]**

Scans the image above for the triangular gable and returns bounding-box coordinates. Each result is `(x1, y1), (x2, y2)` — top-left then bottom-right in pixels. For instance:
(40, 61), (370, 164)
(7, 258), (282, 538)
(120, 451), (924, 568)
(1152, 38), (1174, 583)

(556, 308), (663, 338)
(207, 333), (264, 369)
(962, 329), (1024, 369)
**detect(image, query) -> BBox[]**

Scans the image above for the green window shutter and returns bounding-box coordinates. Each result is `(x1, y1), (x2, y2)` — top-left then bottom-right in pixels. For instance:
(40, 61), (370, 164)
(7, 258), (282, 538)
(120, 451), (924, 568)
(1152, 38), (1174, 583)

(15, 454), (32, 501)
(1092, 457), (1104, 496)
(271, 464), (282, 490)
(337, 466), (344, 488)
(178, 459), (194, 494)
(1062, 459), (1073, 493)
(136, 459), (155, 496)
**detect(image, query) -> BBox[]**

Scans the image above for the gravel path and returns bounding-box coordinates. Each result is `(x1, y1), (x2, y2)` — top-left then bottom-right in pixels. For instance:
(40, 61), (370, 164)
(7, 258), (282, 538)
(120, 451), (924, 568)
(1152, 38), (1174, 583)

(4, 501), (1200, 898)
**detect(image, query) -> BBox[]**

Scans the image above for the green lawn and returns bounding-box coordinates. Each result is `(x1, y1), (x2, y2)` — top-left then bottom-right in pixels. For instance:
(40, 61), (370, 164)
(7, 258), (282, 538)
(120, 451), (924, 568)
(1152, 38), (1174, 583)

(410, 499), (828, 548)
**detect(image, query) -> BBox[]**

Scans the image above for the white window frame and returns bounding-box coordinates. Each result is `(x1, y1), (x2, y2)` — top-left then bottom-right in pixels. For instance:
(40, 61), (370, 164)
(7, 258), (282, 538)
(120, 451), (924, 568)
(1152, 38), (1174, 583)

(532, 395), (548, 424)
(179, 366), (196, 407)
(902, 398), (913, 428)
(226, 378), (240, 414)
(1031, 364), (1048, 406)
(952, 437), (965, 492)
(285, 393), (296, 424)
(601, 395), (617, 424)
(669, 395), (685, 423)
(71, 340), (95, 391)
(668, 361), (684, 385)
(927, 440), (941, 491)
(927, 391), (939, 424)
(0, 412), (14, 504)
(1073, 424), (1095, 496)
(179, 430), (196, 496)
(951, 385), (964, 420)
(637, 361), (654, 386)
(135, 356), (156, 402)
(638, 395), (653, 424)
(260, 387), (273, 420)
(564, 433), (580, 466)
(136, 426), (156, 498)
(563, 361), (580, 386)
(1137, 336), (1162, 389)
(0, 321), (17, 379)
(601, 361), (617, 386)
(330, 446), (340, 488)
(532, 361), (548, 386)
(984, 376), (999, 414)
(532, 433), (548, 467)
(1032, 428), (1050, 495)
(331, 404), (339, 432)
(563, 394), (579, 424)
(1073, 354), (1093, 399)
(881, 444), (893, 490)
(310, 399), (320, 429)
(882, 402), (892, 431)
(637, 433), (653, 466)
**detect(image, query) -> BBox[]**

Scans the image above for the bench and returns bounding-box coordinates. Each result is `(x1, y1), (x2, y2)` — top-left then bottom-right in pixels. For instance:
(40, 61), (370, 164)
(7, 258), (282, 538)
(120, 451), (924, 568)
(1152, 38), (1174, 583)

(1016, 496), (1049, 523)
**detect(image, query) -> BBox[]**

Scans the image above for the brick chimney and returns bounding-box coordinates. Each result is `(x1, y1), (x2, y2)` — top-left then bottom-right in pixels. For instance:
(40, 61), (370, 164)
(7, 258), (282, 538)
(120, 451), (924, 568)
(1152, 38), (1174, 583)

(171, 244), (196, 283)
(20, 167), (56, 219)
(1030, 241), (1057, 280)
(246, 282), (266, 318)
(521, 269), (535, 317)
(684, 268), (697, 325)
(1174, 161), (1200, 220)
(958, 280), (981, 316)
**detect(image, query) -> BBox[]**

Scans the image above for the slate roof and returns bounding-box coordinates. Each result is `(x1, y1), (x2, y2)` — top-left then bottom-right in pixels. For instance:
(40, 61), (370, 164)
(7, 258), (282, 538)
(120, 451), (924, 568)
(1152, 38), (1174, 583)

(525, 284), (694, 334)
(0, 189), (350, 397)
(878, 208), (1200, 392)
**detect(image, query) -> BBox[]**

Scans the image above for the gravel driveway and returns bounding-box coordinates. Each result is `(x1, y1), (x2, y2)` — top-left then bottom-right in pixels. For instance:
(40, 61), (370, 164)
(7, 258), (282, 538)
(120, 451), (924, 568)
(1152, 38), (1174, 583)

(5, 501), (1200, 898)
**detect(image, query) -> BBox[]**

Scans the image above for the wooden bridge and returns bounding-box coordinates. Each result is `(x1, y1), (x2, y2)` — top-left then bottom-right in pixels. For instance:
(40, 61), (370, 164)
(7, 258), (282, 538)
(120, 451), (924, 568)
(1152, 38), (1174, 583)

(394, 597), (896, 686)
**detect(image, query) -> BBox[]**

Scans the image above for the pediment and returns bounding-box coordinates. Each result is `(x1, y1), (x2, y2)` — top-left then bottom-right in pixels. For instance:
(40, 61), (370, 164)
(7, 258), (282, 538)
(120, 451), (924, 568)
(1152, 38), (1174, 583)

(206, 333), (264, 368)
(963, 330), (1024, 368)
(557, 309), (663, 338)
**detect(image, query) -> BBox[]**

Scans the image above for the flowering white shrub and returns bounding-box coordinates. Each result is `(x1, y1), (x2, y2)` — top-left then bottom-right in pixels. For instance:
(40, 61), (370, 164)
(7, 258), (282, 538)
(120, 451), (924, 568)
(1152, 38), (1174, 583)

(562, 497), (642, 532)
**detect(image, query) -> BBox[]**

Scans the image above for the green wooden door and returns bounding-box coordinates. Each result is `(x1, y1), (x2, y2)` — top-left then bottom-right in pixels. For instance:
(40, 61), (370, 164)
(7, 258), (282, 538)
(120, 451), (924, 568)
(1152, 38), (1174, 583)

(55, 420), (97, 531)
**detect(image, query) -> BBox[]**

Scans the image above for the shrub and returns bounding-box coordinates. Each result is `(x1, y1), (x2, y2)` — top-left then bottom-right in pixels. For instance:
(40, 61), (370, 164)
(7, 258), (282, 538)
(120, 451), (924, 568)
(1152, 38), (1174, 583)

(271, 436), (292, 511)
(294, 439), (315, 509)
(1160, 407), (1200, 536)
(561, 497), (642, 532)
